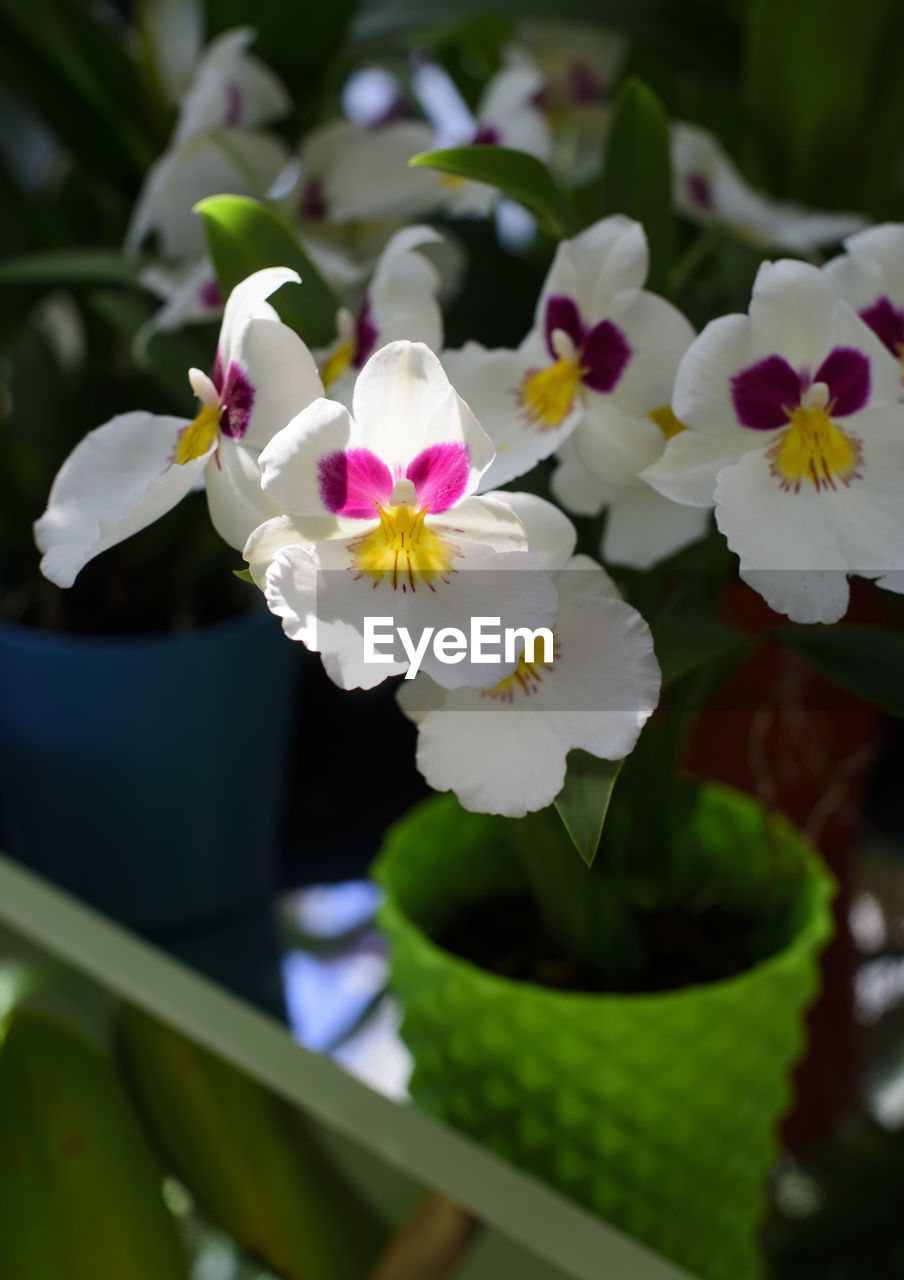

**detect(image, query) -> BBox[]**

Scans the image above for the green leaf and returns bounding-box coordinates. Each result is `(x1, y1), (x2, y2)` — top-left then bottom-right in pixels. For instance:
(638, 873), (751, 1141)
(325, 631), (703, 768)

(553, 751), (623, 867)
(598, 77), (674, 295)
(774, 625), (904, 718)
(0, 249), (146, 289)
(0, 1011), (189, 1278)
(744, 0), (894, 205)
(0, 0), (155, 182)
(196, 195), (340, 348)
(206, 0), (356, 100)
(409, 146), (576, 238)
(654, 615), (754, 688)
(232, 567), (255, 584)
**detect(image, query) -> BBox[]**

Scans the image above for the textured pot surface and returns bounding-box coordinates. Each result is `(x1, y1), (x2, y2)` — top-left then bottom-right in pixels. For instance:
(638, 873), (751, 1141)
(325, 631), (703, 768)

(0, 605), (300, 932)
(374, 785), (835, 1280)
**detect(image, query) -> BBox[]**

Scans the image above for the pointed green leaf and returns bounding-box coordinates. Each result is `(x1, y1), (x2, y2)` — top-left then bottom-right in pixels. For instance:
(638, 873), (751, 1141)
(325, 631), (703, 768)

(232, 567), (255, 584)
(0, 249), (146, 289)
(196, 195), (340, 348)
(553, 751), (623, 867)
(410, 146), (576, 238)
(774, 625), (904, 718)
(598, 77), (673, 294)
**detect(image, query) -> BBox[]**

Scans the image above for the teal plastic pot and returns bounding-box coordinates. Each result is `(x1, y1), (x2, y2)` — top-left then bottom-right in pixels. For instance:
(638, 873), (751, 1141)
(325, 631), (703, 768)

(0, 605), (301, 937)
(374, 785), (835, 1280)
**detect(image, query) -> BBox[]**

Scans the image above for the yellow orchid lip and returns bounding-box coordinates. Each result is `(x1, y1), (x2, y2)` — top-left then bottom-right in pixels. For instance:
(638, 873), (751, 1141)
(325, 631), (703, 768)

(519, 356), (585, 430)
(173, 402), (221, 466)
(480, 638), (559, 702)
(350, 481), (458, 592)
(767, 384), (863, 493)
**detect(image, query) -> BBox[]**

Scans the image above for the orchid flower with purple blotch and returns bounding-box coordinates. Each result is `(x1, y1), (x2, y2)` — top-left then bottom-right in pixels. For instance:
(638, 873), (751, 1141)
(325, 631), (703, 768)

(672, 122), (867, 254)
(314, 226), (444, 407)
(35, 269), (322, 587)
(443, 215), (708, 567)
(643, 259), (904, 622)
(824, 223), (904, 389)
(127, 28), (291, 261)
(244, 341), (558, 691)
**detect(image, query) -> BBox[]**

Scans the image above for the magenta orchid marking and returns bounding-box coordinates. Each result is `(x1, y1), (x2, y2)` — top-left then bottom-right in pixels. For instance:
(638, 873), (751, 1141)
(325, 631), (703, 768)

(318, 443), (470, 519)
(859, 297), (904, 359)
(354, 296), (379, 370)
(685, 172), (714, 213)
(300, 176), (328, 223)
(472, 123), (501, 145)
(543, 294), (632, 393)
(318, 449), (394, 518)
(211, 359), (256, 439)
(731, 348), (870, 430)
(405, 443), (470, 513)
(199, 279), (224, 309)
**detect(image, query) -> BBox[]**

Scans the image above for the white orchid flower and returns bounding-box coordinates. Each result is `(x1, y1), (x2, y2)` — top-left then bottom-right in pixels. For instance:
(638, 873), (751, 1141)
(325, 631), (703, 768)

(127, 28), (291, 261)
(671, 122), (867, 253)
(246, 341), (558, 691)
(315, 226), (444, 406)
(505, 22), (626, 183)
(292, 119), (439, 229)
(138, 232), (363, 348)
(443, 216), (705, 566)
(35, 268), (322, 588)
(171, 27), (289, 145)
(412, 60), (554, 218)
(643, 259), (904, 623)
(397, 491), (661, 818)
(143, 0), (203, 105)
(824, 223), (904, 388)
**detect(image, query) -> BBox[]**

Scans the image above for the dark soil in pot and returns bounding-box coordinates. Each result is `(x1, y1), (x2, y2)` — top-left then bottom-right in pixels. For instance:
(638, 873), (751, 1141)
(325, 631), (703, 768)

(437, 889), (785, 994)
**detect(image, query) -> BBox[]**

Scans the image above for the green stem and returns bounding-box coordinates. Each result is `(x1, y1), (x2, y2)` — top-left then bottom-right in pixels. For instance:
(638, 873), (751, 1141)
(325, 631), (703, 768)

(667, 223), (723, 298)
(512, 809), (644, 982)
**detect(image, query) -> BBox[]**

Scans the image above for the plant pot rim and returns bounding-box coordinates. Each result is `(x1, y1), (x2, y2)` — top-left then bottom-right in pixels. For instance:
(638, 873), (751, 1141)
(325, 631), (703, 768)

(374, 783), (836, 1010)
(0, 595), (274, 656)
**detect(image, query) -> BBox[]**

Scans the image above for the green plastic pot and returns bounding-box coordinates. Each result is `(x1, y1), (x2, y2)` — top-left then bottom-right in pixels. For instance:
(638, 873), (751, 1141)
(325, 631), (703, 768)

(374, 784), (835, 1280)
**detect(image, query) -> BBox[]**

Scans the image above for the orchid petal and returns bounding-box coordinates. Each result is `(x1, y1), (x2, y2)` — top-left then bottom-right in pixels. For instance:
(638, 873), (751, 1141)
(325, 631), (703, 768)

(203, 439), (283, 550)
(34, 412), (203, 587)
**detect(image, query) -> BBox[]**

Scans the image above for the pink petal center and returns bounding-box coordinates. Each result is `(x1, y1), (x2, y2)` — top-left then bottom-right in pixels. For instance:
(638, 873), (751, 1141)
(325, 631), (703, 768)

(406, 443), (470, 513)
(318, 449), (393, 518)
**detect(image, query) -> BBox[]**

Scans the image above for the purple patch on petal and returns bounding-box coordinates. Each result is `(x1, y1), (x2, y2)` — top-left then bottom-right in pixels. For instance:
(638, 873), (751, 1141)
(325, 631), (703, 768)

(731, 355), (802, 430)
(318, 449), (393, 518)
(544, 295), (586, 359)
(300, 176), (328, 223)
(814, 346), (870, 417)
(567, 61), (605, 105)
(199, 279), (224, 309)
(224, 81), (243, 128)
(212, 348), (224, 393)
(581, 319), (632, 393)
(472, 124), (501, 145)
(685, 172), (714, 212)
(859, 296), (904, 359)
(354, 295), (379, 370)
(219, 361), (255, 439)
(406, 443), (470, 513)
